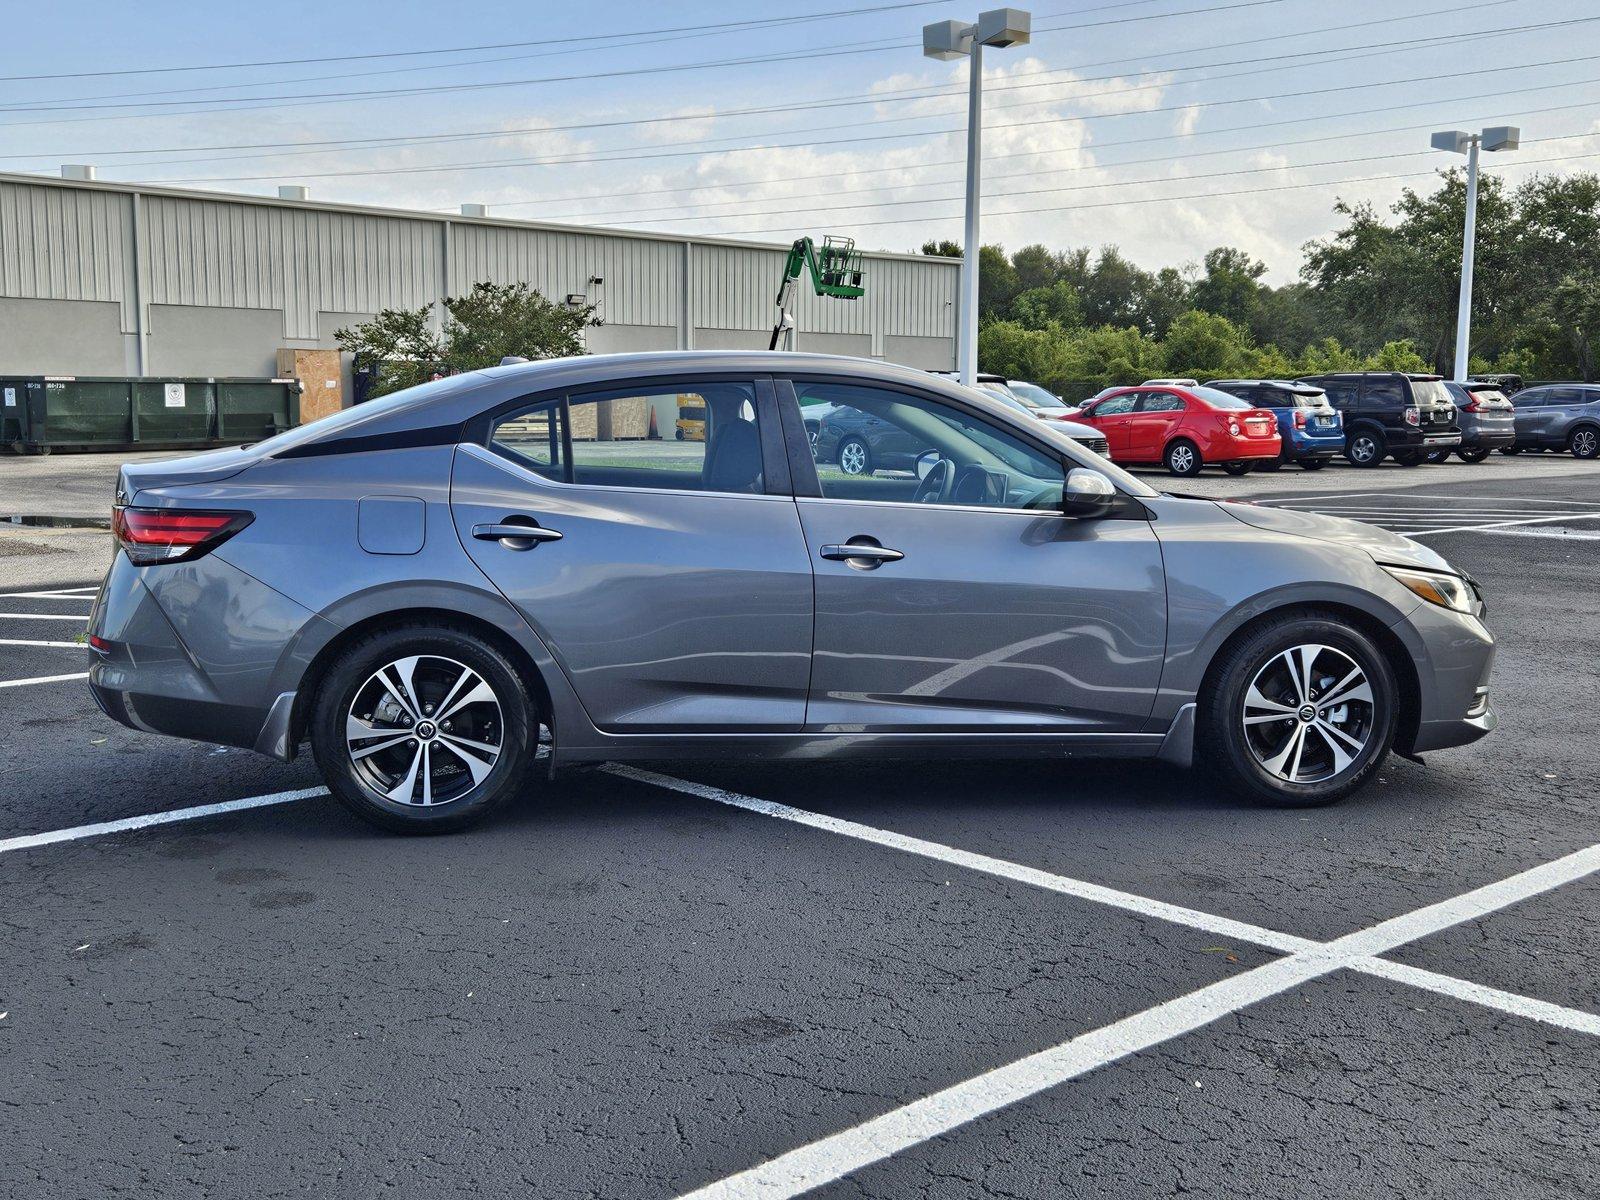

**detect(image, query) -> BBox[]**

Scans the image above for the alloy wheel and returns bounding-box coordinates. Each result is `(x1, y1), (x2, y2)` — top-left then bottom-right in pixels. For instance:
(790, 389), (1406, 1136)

(345, 654), (503, 807)
(839, 440), (868, 475)
(1572, 428), (1598, 458)
(1350, 436), (1377, 464)
(1169, 445), (1196, 473)
(1241, 644), (1373, 785)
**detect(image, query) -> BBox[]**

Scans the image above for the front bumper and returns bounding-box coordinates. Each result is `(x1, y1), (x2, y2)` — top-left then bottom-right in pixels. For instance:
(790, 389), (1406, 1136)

(1391, 598), (1497, 755)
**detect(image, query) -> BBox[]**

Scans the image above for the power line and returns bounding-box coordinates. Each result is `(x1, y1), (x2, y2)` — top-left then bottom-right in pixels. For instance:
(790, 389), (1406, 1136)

(15, 1), (1541, 175)
(142, 54), (1598, 185)
(701, 149), (1600, 238)
(0, 0), (1288, 122)
(0, 0), (1508, 152)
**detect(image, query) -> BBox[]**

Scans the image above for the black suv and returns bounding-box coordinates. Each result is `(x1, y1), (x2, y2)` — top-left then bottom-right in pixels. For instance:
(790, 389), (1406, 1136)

(1296, 372), (1461, 467)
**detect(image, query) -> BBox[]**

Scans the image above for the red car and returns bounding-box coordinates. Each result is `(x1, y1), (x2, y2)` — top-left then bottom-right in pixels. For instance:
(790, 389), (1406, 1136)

(1072, 384), (1281, 476)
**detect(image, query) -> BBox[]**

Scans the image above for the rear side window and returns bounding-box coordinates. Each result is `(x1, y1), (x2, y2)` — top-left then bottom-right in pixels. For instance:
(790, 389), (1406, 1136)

(1318, 380), (1359, 409)
(1362, 379), (1405, 408)
(1191, 387), (1254, 410)
(490, 381), (766, 494)
(1410, 380), (1453, 407)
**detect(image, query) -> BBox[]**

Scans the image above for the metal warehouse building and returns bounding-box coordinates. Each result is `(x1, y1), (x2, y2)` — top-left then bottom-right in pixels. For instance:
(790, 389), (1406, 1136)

(0, 172), (958, 402)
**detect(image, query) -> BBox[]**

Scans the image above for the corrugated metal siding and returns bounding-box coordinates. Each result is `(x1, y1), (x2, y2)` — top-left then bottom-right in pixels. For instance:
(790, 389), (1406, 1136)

(0, 181), (133, 329)
(450, 225), (677, 328)
(1, 177), (956, 354)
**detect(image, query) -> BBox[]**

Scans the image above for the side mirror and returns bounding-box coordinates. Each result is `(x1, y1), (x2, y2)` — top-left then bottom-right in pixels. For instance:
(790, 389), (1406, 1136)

(915, 449), (941, 480)
(1061, 467), (1117, 518)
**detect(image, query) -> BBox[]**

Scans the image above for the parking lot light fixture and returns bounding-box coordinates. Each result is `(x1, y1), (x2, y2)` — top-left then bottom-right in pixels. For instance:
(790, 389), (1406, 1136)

(1432, 126), (1521, 381)
(924, 7), (1031, 387)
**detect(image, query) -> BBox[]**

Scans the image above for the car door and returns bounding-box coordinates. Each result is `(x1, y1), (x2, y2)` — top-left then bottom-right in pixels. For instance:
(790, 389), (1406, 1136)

(1085, 391), (1140, 457)
(1126, 390), (1187, 460)
(1539, 387), (1586, 445)
(1511, 387), (1553, 444)
(781, 377), (1167, 733)
(450, 375), (815, 731)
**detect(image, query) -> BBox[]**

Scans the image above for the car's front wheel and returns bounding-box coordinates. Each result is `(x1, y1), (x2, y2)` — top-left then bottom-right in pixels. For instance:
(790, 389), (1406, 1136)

(1199, 614), (1397, 807)
(311, 625), (538, 834)
(1165, 439), (1203, 476)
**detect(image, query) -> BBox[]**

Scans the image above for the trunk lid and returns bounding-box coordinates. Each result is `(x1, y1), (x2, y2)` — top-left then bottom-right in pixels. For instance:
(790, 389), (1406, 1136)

(116, 445), (262, 503)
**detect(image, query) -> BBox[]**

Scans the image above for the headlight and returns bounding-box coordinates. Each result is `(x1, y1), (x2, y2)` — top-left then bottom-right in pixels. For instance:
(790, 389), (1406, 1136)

(1382, 564), (1476, 614)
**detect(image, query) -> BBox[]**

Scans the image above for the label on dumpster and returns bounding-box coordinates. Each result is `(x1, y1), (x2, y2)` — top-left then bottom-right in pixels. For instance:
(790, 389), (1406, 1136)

(3, 388), (13, 407)
(164, 383), (185, 408)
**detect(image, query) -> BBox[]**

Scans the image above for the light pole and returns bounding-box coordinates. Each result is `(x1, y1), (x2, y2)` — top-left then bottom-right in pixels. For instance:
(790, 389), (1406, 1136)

(924, 8), (1031, 386)
(1431, 125), (1520, 381)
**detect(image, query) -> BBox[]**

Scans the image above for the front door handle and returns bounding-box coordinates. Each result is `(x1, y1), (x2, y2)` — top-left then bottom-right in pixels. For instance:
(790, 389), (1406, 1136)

(820, 539), (904, 567)
(472, 521), (563, 549)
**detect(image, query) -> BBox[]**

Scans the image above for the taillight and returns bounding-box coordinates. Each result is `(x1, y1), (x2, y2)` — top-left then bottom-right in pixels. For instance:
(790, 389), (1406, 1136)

(1462, 399), (1481, 413)
(112, 506), (253, 566)
(1228, 420), (1242, 437)
(1404, 407), (1421, 426)
(1293, 410), (1307, 428)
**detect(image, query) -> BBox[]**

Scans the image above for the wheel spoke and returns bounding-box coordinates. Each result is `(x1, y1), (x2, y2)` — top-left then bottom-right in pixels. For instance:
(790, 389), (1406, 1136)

(383, 743), (424, 803)
(1318, 667), (1372, 709)
(436, 736), (498, 785)
(1244, 684), (1296, 722)
(420, 744), (433, 806)
(1309, 721), (1355, 775)
(379, 658), (423, 720)
(1291, 645), (1323, 705)
(351, 733), (412, 761)
(438, 678), (497, 722)
(434, 665), (481, 722)
(1260, 723), (1307, 779)
(1315, 717), (1366, 754)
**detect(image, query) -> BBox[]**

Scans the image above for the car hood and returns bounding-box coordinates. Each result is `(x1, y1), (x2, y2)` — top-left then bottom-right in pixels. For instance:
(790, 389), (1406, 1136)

(1049, 418), (1102, 439)
(1214, 498), (1453, 572)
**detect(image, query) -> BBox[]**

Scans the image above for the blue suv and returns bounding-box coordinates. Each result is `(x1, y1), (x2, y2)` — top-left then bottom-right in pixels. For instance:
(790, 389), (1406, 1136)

(1206, 379), (1344, 470)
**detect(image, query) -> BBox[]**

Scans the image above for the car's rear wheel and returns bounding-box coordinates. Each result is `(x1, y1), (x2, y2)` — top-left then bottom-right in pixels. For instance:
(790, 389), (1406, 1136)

(1570, 426), (1599, 459)
(837, 437), (873, 476)
(1424, 449), (1449, 464)
(1346, 429), (1385, 467)
(1393, 451), (1426, 467)
(1221, 461), (1254, 476)
(311, 625), (537, 834)
(1199, 614), (1397, 807)
(1457, 446), (1491, 463)
(1500, 445), (1521, 455)
(1299, 458), (1327, 471)
(1165, 439), (1202, 476)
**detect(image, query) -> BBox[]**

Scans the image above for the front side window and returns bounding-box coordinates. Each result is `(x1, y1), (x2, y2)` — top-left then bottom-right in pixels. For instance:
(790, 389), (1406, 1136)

(1512, 388), (1549, 408)
(1093, 393), (1138, 416)
(1319, 380), (1359, 408)
(490, 380), (766, 494)
(797, 381), (1065, 511)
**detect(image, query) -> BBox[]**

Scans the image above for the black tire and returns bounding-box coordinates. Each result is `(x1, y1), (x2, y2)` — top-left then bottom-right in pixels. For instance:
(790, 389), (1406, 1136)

(1393, 451), (1425, 467)
(310, 624), (537, 834)
(1257, 458), (1283, 473)
(21, 442), (51, 457)
(1346, 428), (1386, 467)
(675, 429), (685, 441)
(1424, 449), (1449, 464)
(1299, 458), (1328, 471)
(1456, 446), (1491, 463)
(1165, 439), (1203, 476)
(1221, 461), (1254, 476)
(1569, 426), (1600, 459)
(837, 436), (873, 476)
(1198, 612), (1397, 808)
(1500, 445), (1520, 455)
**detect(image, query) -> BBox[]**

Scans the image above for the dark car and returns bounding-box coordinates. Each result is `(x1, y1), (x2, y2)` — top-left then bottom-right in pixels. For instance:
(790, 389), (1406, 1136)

(1205, 380), (1344, 470)
(813, 401), (928, 475)
(88, 351), (1496, 832)
(1297, 372), (1461, 467)
(1504, 384), (1600, 459)
(1429, 382), (1515, 463)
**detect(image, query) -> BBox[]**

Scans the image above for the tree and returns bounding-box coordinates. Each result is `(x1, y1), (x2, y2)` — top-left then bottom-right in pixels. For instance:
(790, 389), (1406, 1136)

(1160, 310), (1255, 381)
(1012, 280), (1083, 331)
(1510, 173), (1600, 380)
(919, 238), (963, 258)
(1191, 247), (1267, 330)
(337, 281), (594, 398)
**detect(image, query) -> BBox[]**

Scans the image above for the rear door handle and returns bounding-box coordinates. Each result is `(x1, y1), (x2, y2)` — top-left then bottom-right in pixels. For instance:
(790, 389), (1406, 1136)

(472, 521), (563, 548)
(820, 541), (904, 565)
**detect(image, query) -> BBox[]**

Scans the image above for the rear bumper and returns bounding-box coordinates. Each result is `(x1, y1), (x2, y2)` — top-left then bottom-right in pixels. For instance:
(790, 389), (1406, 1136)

(1459, 418), (1515, 450)
(87, 548), (314, 756)
(1286, 430), (1344, 459)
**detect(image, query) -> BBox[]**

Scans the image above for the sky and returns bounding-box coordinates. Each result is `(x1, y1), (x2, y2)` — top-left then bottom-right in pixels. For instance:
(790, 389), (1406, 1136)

(3, 0), (1599, 283)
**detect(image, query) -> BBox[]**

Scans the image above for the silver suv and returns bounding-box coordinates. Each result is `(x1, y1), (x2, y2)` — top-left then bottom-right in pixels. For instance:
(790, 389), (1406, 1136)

(1505, 384), (1600, 459)
(88, 352), (1496, 833)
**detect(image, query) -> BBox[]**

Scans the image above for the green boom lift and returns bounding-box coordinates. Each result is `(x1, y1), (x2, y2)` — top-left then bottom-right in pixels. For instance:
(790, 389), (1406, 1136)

(769, 235), (866, 351)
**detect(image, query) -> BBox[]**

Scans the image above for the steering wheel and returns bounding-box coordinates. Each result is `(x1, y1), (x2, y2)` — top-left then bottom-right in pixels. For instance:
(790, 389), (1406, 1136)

(913, 456), (954, 504)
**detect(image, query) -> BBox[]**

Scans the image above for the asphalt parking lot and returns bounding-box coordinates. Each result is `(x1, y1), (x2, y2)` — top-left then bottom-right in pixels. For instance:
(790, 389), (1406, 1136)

(2, 454), (1598, 1199)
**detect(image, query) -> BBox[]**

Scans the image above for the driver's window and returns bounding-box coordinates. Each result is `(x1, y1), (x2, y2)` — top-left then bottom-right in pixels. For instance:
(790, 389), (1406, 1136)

(795, 380), (1064, 511)
(1094, 393), (1138, 416)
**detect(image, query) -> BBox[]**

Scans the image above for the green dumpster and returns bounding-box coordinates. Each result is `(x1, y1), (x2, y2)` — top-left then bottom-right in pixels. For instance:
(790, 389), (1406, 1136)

(1, 376), (301, 455)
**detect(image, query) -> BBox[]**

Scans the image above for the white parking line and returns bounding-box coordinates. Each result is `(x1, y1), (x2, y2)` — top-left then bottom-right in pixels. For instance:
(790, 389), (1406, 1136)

(0, 639), (84, 649)
(1409, 513), (1600, 538)
(633, 770), (1600, 1198)
(0, 672), (87, 690)
(0, 588), (96, 600)
(0, 613), (93, 620)
(0, 787), (328, 856)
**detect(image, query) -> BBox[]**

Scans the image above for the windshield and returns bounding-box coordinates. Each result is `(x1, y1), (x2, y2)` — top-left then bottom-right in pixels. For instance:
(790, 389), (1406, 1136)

(1191, 386), (1257, 410)
(1007, 381), (1070, 410)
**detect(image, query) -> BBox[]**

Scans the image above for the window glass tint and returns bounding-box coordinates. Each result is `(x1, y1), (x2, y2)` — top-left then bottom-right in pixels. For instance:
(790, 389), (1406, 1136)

(1138, 393), (1185, 413)
(1319, 379), (1359, 408)
(1547, 387), (1585, 405)
(491, 381), (764, 494)
(1410, 380), (1452, 407)
(1191, 386), (1253, 410)
(798, 381), (1064, 510)
(1008, 381), (1070, 410)
(1512, 388), (1547, 408)
(1093, 393), (1137, 416)
(1363, 379), (1405, 407)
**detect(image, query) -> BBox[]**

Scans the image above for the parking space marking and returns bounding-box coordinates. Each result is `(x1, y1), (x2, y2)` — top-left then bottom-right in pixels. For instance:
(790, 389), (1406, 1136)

(637, 772), (1600, 1199)
(0, 672), (87, 690)
(0, 613), (93, 621)
(1409, 513), (1600, 538)
(0, 787), (328, 857)
(0, 588), (96, 601)
(0, 639), (84, 649)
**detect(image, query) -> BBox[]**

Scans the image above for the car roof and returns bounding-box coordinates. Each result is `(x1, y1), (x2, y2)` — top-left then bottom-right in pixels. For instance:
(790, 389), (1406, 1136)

(1207, 378), (1325, 393)
(1299, 371), (1443, 381)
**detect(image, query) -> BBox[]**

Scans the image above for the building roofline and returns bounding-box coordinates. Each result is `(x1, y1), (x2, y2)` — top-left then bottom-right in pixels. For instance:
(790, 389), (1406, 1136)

(0, 170), (962, 265)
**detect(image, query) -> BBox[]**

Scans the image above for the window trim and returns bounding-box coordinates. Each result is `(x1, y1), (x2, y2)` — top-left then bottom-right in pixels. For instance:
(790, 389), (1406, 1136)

(477, 372), (790, 500)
